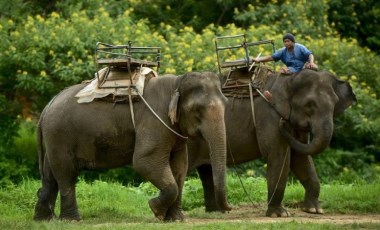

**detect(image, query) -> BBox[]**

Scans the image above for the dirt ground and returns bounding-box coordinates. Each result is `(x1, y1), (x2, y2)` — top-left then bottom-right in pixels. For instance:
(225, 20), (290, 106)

(186, 205), (380, 225)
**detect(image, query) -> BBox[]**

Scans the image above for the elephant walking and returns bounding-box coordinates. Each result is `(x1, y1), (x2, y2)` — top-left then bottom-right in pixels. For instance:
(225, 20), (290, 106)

(34, 71), (232, 221)
(188, 69), (356, 217)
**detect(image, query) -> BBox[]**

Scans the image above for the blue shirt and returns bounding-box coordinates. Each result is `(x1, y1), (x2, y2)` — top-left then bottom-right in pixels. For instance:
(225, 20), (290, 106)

(271, 43), (312, 73)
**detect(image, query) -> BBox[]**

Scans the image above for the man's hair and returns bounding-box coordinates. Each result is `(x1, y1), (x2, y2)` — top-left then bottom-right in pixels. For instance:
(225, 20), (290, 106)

(283, 33), (295, 43)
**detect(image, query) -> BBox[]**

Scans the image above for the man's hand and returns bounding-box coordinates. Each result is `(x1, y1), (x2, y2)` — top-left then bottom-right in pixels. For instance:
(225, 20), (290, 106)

(251, 57), (259, 63)
(280, 67), (292, 74)
(305, 62), (319, 71)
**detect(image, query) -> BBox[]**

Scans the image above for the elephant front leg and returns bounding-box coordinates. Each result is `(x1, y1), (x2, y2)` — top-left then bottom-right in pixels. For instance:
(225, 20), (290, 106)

(148, 184), (179, 221)
(164, 145), (188, 222)
(266, 147), (291, 217)
(291, 152), (323, 214)
(133, 145), (180, 221)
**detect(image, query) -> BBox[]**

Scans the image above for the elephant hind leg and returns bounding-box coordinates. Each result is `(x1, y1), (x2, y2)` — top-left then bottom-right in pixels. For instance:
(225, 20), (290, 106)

(34, 158), (58, 221)
(34, 183), (58, 220)
(49, 151), (81, 220)
(196, 164), (221, 212)
(58, 183), (81, 221)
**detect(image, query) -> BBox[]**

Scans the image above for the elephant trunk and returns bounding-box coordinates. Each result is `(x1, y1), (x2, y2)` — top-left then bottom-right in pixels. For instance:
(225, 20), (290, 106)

(200, 105), (232, 212)
(280, 118), (334, 155)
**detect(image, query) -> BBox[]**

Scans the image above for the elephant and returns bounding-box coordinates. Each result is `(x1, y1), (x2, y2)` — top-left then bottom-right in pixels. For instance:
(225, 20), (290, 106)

(187, 68), (356, 217)
(33, 71), (232, 222)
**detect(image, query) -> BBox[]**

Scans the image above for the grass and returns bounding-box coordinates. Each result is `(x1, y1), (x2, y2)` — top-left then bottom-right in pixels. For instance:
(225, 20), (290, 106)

(0, 176), (379, 229)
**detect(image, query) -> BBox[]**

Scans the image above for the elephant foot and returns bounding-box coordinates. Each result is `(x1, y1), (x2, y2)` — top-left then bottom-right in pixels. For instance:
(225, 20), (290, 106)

(205, 201), (222, 212)
(222, 203), (233, 212)
(59, 214), (81, 221)
(266, 206), (291, 217)
(59, 209), (81, 221)
(164, 207), (185, 222)
(205, 203), (233, 213)
(205, 206), (222, 212)
(34, 203), (55, 221)
(148, 197), (167, 221)
(302, 199), (324, 214)
(302, 207), (324, 214)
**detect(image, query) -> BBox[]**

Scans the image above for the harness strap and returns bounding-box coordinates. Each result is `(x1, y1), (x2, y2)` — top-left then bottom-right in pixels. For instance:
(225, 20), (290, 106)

(248, 83), (256, 127)
(128, 87), (135, 129)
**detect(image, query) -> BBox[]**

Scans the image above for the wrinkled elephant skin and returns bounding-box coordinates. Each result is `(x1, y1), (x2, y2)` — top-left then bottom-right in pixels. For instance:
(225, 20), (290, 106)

(188, 69), (356, 217)
(33, 72), (231, 221)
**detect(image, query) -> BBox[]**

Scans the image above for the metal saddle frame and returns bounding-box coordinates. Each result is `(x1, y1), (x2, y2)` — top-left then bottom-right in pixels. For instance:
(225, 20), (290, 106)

(95, 41), (161, 89)
(214, 34), (276, 90)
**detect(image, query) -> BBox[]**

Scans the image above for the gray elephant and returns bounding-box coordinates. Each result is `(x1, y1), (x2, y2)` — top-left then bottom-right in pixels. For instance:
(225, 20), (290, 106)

(188, 68), (356, 217)
(33, 71), (232, 222)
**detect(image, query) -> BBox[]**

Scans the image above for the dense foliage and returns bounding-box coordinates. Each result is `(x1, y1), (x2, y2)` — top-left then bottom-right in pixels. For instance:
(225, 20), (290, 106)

(0, 0), (379, 186)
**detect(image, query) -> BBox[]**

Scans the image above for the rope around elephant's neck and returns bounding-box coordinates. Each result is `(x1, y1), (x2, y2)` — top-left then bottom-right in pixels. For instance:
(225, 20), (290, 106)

(136, 89), (188, 140)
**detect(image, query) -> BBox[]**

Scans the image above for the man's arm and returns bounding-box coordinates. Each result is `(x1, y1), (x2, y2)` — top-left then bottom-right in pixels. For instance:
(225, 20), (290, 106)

(308, 54), (315, 64)
(305, 54), (318, 70)
(252, 55), (274, 63)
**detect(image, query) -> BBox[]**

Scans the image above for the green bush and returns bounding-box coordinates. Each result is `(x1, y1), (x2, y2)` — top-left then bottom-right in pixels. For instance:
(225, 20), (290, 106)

(314, 148), (379, 184)
(0, 119), (38, 187)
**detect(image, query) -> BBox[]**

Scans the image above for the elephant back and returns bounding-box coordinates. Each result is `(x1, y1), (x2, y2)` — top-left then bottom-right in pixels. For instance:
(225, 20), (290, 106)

(221, 65), (272, 98)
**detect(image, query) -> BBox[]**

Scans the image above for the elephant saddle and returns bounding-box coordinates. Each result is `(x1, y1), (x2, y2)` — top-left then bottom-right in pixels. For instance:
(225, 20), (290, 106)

(222, 65), (272, 98)
(75, 66), (157, 103)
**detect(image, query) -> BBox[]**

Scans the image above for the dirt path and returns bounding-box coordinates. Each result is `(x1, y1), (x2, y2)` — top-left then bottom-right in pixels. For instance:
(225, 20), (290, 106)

(186, 205), (380, 225)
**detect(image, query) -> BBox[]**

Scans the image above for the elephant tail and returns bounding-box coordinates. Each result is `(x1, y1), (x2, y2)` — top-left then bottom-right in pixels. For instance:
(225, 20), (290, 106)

(37, 110), (46, 179)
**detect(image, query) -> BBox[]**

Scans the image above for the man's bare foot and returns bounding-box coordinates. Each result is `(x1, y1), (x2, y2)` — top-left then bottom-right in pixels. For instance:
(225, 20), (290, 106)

(264, 90), (272, 101)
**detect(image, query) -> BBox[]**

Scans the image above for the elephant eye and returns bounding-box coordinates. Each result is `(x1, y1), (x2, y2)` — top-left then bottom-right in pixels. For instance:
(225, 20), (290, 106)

(305, 100), (316, 108)
(304, 100), (316, 115)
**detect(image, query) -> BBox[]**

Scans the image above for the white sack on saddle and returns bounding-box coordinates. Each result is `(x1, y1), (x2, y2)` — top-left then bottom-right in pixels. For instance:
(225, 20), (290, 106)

(75, 67), (157, 103)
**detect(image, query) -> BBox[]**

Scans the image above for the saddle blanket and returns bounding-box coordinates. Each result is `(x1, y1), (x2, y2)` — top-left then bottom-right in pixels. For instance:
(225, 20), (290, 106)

(75, 67), (157, 103)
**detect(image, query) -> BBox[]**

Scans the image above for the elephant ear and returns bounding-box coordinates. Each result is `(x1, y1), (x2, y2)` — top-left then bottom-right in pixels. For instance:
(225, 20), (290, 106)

(332, 75), (357, 116)
(266, 73), (291, 120)
(168, 89), (180, 125)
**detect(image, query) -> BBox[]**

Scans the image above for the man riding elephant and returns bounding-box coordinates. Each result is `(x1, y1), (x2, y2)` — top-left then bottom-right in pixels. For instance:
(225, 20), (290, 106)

(252, 33), (318, 74)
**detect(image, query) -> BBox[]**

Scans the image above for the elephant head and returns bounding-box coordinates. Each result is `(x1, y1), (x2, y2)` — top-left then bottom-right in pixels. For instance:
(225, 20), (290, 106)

(169, 72), (231, 211)
(270, 69), (356, 155)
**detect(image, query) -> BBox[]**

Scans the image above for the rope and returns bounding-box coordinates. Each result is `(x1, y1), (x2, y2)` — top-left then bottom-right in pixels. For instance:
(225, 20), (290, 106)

(128, 69), (139, 129)
(227, 139), (256, 206)
(128, 91), (135, 128)
(249, 83), (256, 127)
(136, 89), (188, 140)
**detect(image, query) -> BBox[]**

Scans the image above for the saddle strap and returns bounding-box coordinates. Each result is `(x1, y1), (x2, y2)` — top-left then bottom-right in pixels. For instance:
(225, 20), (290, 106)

(128, 87), (135, 129)
(249, 83), (256, 127)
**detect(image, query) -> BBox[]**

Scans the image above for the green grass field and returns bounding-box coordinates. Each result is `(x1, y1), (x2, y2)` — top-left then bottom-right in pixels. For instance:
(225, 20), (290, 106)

(0, 176), (379, 229)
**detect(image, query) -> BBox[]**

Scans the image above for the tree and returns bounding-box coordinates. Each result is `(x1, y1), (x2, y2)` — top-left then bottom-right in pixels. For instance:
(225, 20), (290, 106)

(327, 0), (380, 53)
